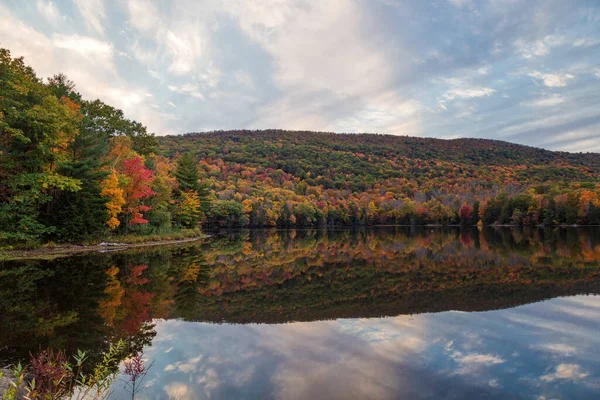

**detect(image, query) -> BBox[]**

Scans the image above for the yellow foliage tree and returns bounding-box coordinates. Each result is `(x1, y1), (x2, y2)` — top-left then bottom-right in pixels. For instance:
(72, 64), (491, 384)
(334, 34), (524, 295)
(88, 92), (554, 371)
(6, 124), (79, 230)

(101, 169), (125, 229)
(176, 189), (203, 227)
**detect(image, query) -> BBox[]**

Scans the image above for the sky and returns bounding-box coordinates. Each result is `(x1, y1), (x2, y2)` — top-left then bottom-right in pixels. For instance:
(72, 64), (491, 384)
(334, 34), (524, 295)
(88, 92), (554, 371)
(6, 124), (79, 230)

(0, 0), (599, 152)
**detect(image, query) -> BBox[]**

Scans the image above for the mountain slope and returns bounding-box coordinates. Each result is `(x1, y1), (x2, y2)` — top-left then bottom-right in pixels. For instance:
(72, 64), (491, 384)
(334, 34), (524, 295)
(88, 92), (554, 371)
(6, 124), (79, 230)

(157, 130), (600, 227)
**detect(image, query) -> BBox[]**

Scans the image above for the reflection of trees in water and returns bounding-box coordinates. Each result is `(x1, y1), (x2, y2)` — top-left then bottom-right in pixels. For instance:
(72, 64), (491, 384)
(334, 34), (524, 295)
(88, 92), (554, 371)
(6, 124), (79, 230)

(1, 227), (599, 364)
(193, 227), (600, 322)
(0, 254), (157, 367)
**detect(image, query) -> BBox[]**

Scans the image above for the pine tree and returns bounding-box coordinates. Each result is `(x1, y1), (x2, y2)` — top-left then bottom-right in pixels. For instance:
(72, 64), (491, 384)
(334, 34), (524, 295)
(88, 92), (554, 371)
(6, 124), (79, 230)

(175, 153), (201, 193)
(175, 153), (211, 213)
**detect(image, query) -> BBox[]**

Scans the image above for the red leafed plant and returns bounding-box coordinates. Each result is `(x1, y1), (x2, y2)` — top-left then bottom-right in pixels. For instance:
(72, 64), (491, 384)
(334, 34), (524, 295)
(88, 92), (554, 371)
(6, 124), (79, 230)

(122, 353), (153, 399)
(121, 156), (155, 225)
(28, 350), (72, 398)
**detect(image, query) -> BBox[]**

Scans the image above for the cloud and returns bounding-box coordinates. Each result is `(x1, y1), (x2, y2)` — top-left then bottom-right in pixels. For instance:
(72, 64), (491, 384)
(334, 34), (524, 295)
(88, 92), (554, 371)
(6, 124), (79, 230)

(73, 0), (106, 36)
(531, 343), (578, 356)
(447, 0), (473, 8)
(528, 71), (575, 87)
(52, 34), (114, 67)
(36, 0), (63, 25)
(514, 35), (565, 59)
(522, 94), (565, 107)
(167, 84), (205, 100)
(443, 87), (496, 101)
(573, 37), (600, 47)
(455, 353), (505, 365)
(224, 0), (421, 135)
(541, 364), (589, 382)
(126, 0), (208, 76)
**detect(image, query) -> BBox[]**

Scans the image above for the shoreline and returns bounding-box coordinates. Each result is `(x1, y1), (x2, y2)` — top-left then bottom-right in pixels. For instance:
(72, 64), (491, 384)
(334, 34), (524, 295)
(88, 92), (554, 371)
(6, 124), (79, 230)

(0, 236), (209, 261)
(3, 224), (599, 261)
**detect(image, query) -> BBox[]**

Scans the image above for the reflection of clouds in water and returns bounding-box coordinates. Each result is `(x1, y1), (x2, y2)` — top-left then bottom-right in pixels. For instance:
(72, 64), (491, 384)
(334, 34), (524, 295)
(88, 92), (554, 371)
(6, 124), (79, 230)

(112, 295), (600, 399)
(163, 382), (192, 399)
(260, 317), (426, 400)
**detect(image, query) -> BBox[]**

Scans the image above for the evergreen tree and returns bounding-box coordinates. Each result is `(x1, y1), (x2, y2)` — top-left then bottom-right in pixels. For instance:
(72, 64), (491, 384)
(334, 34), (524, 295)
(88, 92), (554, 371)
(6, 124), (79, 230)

(175, 153), (200, 193)
(175, 152), (211, 213)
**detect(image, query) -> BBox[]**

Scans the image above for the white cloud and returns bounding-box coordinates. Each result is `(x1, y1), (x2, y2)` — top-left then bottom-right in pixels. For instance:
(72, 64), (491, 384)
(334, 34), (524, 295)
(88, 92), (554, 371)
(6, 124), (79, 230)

(225, 0), (421, 135)
(522, 94), (565, 107)
(52, 34), (114, 68)
(127, 0), (208, 77)
(168, 101), (177, 108)
(532, 343), (578, 356)
(541, 364), (588, 382)
(127, 0), (161, 35)
(167, 83), (205, 100)
(443, 87), (496, 101)
(455, 353), (505, 365)
(36, 0), (63, 25)
(573, 37), (600, 47)
(73, 0), (106, 36)
(164, 29), (206, 75)
(528, 71), (575, 87)
(514, 35), (565, 59)
(448, 0), (473, 7)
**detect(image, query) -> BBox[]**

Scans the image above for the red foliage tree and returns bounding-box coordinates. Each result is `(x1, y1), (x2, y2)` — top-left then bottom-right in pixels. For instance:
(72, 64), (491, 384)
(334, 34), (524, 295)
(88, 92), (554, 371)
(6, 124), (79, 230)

(121, 157), (155, 225)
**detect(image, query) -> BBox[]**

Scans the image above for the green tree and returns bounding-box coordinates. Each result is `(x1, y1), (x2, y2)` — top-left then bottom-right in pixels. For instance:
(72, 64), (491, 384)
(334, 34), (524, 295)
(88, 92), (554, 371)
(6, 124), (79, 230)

(0, 48), (82, 242)
(175, 152), (211, 213)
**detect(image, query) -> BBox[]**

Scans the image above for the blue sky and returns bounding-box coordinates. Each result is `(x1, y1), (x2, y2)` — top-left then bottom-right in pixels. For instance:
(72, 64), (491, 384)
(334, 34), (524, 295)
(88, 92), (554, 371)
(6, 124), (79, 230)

(1, 0), (599, 152)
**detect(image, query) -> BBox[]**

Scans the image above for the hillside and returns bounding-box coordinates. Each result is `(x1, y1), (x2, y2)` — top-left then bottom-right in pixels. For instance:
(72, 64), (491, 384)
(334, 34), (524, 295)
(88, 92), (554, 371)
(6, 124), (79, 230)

(158, 130), (600, 227)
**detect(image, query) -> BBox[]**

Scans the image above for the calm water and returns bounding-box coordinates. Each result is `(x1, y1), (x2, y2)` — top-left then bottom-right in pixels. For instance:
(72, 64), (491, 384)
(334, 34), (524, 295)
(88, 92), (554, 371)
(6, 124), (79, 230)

(1, 227), (600, 399)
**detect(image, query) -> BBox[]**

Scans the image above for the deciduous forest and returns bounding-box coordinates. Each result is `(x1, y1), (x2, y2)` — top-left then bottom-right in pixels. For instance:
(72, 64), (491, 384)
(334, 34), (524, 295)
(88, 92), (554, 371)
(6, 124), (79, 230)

(1, 48), (599, 245)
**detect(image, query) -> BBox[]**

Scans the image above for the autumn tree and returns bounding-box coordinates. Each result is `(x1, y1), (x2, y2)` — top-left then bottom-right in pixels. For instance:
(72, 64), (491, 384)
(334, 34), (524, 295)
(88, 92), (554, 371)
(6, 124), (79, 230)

(121, 156), (155, 227)
(101, 169), (125, 230)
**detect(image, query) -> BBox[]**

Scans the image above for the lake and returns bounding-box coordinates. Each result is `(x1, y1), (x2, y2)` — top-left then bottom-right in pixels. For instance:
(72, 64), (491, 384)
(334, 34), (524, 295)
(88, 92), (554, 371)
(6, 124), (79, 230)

(1, 227), (600, 399)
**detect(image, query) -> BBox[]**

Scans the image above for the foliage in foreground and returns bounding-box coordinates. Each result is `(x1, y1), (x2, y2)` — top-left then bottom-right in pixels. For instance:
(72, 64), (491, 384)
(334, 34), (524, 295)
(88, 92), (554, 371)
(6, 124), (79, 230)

(0, 341), (152, 400)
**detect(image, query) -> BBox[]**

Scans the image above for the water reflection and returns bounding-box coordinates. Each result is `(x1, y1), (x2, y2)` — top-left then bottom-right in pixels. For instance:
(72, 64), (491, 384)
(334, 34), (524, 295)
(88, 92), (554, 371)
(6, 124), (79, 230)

(1, 227), (600, 398)
(110, 295), (600, 399)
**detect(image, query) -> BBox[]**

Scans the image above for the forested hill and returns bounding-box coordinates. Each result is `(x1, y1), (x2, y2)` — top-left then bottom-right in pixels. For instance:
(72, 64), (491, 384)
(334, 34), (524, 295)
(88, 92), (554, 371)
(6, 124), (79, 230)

(157, 130), (600, 227)
(161, 129), (599, 170)
(159, 130), (599, 188)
